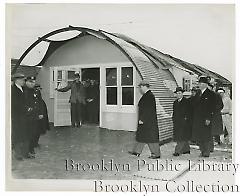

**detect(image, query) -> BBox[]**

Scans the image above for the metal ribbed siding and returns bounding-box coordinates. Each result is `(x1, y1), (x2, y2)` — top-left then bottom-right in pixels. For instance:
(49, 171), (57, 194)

(103, 33), (177, 141)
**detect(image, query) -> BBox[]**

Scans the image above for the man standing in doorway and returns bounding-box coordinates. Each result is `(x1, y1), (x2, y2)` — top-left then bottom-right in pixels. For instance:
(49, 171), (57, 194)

(192, 76), (216, 157)
(56, 72), (86, 127)
(128, 80), (161, 159)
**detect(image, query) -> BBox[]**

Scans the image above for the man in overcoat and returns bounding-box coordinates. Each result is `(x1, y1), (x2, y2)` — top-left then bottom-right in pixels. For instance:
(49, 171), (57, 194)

(86, 80), (99, 123)
(208, 84), (223, 151)
(128, 80), (161, 159)
(192, 76), (216, 157)
(11, 73), (29, 160)
(172, 87), (191, 156)
(56, 73), (86, 127)
(24, 76), (49, 156)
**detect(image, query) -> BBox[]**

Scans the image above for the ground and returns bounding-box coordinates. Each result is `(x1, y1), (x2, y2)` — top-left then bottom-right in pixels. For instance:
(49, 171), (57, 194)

(11, 125), (232, 180)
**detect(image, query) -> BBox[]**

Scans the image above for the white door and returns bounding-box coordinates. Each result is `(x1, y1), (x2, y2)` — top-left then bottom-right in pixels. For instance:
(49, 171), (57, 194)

(54, 67), (81, 126)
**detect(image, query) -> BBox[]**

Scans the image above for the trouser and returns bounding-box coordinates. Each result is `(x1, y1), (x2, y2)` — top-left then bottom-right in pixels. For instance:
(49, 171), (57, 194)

(132, 142), (161, 156)
(71, 102), (84, 126)
(174, 141), (190, 154)
(87, 102), (99, 123)
(13, 141), (29, 159)
(198, 141), (211, 156)
(222, 114), (232, 144)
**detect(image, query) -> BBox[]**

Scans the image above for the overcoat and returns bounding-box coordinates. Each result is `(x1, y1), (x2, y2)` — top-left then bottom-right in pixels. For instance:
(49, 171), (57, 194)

(136, 90), (159, 143)
(24, 87), (49, 136)
(11, 84), (28, 144)
(192, 88), (216, 142)
(58, 81), (86, 104)
(172, 97), (192, 141)
(211, 92), (223, 136)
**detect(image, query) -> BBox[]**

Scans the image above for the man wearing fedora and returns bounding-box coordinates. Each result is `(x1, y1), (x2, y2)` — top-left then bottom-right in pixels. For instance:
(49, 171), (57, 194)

(128, 80), (161, 159)
(56, 72), (86, 127)
(172, 87), (192, 156)
(192, 76), (216, 157)
(11, 73), (29, 160)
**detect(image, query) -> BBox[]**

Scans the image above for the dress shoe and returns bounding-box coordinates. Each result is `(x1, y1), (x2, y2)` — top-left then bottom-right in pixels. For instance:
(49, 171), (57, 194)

(128, 151), (140, 157)
(15, 156), (23, 161)
(199, 154), (209, 158)
(182, 151), (190, 154)
(26, 154), (35, 159)
(173, 152), (180, 156)
(148, 155), (161, 159)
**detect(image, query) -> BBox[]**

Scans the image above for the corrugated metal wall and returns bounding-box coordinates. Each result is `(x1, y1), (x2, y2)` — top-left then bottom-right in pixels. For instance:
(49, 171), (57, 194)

(103, 33), (177, 141)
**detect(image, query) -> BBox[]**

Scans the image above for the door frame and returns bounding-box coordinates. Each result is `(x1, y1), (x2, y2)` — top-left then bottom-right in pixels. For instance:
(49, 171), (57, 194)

(53, 61), (135, 127)
(53, 64), (102, 126)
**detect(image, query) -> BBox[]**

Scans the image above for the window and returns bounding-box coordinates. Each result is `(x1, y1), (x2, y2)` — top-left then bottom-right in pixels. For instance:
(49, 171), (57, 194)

(67, 70), (76, 85)
(183, 78), (191, 92)
(121, 67), (134, 105)
(106, 68), (117, 105)
(122, 87), (134, 105)
(121, 67), (133, 85)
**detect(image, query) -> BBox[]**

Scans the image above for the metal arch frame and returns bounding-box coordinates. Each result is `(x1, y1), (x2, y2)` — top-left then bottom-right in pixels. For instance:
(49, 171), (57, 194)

(12, 26), (143, 79)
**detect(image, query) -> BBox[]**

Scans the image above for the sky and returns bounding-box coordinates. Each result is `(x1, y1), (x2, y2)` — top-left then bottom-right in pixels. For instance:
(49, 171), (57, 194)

(6, 3), (235, 81)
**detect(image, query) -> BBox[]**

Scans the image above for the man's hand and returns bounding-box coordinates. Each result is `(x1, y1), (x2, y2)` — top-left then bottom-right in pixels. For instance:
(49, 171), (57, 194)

(205, 119), (211, 126)
(139, 120), (144, 125)
(39, 115), (44, 119)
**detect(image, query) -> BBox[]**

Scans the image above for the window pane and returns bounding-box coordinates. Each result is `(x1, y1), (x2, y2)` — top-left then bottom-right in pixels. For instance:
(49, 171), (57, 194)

(121, 67), (133, 85)
(68, 71), (76, 80)
(122, 87), (134, 105)
(107, 87), (117, 105)
(106, 68), (117, 86)
(57, 70), (62, 80)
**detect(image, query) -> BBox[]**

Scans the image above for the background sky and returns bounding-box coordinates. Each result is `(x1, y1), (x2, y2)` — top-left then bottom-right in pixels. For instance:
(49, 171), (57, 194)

(7, 3), (235, 81)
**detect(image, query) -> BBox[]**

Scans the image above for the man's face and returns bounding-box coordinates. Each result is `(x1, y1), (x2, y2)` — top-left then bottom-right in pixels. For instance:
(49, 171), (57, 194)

(15, 78), (26, 87)
(26, 80), (36, 88)
(199, 82), (208, 90)
(191, 90), (196, 96)
(75, 76), (80, 82)
(219, 92), (225, 98)
(138, 85), (145, 95)
(176, 91), (183, 99)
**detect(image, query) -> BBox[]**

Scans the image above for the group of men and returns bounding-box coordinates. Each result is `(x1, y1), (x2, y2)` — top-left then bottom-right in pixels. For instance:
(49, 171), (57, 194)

(129, 76), (232, 159)
(56, 72), (99, 127)
(172, 76), (232, 157)
(11, 73), (49, 160)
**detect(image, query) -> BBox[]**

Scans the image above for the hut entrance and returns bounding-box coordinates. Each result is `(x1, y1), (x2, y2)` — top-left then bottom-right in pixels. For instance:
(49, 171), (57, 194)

(81, 68), (100, 125)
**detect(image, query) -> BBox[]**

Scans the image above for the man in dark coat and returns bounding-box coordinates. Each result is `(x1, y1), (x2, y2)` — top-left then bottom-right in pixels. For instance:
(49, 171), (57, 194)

(192, 76), (216, 157)
(128, 80), (160, 159)
(172, 87), (191, 156)
(86, 80), (99, 123)
(208, 84), (223, 151)
(24, 77), (50, 156)
(11, 73), (29, 160)
(56, 73), (86, 127)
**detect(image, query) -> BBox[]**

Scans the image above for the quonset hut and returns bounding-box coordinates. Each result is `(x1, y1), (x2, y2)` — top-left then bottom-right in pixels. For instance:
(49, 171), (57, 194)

(12, 26), (231, 143)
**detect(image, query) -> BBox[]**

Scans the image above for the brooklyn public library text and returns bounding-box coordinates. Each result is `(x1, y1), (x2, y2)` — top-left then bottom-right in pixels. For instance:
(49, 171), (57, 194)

(94, 180), (239, 193)
(65, 159), (239, 175)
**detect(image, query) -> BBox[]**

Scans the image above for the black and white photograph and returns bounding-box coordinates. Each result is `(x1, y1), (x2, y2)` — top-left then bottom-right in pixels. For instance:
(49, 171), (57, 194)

(4, 1), (239, 193)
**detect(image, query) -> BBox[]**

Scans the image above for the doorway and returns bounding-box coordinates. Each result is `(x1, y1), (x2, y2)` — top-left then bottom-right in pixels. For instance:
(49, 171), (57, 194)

(81, 68), (100, 125)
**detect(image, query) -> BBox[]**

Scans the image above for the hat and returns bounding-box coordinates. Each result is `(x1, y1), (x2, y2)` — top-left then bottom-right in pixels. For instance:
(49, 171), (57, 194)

(191, 87), (198, 92)
(208, 83), (214, 88)
(138, 80), (150, 87)
(217, 88), (225, 93)
(198, 76), (209, 84)
(174, 87), (184, 93)
(26, 76), (36, 81)
(12, 73), (26, 80)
